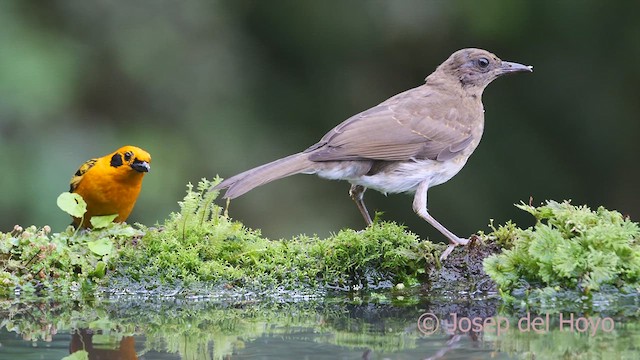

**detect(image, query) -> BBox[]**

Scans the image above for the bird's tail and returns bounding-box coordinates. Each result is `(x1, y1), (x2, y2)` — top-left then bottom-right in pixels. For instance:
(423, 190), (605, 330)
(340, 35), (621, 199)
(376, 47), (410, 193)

(214, 152), (316, 199)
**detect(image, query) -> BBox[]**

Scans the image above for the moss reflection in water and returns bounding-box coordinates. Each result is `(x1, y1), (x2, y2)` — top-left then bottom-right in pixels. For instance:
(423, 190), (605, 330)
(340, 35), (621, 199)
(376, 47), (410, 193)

(0, 297), (422, 359)
(3, 297), (640, 360)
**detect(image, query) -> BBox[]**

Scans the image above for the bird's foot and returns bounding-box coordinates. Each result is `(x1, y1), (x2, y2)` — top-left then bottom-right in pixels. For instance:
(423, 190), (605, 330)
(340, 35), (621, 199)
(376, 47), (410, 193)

(439, 237), (470, 261)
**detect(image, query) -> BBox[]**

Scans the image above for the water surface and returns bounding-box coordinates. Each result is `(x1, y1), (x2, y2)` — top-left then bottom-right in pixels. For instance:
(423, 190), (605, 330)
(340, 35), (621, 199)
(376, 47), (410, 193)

(0, 293), (638, 359)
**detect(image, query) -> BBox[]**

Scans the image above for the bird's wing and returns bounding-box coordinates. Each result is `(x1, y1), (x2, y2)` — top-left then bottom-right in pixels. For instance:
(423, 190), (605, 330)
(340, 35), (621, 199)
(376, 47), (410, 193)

(306, 88), (475, 162)
(69, 158), (98, 192)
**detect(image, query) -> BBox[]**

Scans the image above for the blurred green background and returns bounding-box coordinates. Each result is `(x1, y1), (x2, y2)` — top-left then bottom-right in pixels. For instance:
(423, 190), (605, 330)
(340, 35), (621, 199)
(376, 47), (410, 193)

(1, 1), (638, 243)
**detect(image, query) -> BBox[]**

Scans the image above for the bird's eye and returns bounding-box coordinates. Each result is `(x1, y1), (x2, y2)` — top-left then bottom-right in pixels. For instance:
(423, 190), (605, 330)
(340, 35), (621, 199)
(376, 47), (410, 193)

(124, 151), (133, 161)
(477, 57), (490, 69)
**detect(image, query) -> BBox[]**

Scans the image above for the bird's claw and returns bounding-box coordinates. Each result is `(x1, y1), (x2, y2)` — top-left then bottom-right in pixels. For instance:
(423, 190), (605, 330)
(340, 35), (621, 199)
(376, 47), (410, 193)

(439, 237), (470, 261)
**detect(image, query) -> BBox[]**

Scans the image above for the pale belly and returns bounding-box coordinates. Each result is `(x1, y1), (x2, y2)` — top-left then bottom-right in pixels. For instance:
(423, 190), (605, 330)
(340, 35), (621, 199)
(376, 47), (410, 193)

(314, 156), (469, 195)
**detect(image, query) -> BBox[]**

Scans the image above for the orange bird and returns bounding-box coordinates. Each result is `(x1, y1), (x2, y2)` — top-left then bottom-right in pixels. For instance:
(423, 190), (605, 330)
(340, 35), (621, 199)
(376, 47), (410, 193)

(69, 145), (151, 228)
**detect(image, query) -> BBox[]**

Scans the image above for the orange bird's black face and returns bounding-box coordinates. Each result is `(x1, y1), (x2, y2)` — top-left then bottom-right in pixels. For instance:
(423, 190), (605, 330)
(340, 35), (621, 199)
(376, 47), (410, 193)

(110, 147), (151, 173)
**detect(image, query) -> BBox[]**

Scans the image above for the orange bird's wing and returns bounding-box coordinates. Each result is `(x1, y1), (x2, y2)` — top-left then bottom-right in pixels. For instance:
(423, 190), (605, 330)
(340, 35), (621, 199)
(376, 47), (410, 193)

(69, 158), (98, 193)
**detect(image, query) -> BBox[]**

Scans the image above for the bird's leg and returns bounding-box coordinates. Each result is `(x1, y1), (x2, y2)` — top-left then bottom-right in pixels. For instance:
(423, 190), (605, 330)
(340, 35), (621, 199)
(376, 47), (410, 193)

(224, 197), (231, 218)
(349, 184), (373, 226)
(412, 180), (469, 260)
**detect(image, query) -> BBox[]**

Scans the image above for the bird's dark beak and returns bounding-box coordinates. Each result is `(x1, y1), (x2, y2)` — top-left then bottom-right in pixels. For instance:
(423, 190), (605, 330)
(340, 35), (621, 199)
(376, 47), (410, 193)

(131, 160), (150, 173)
(500, 61), (533, 74)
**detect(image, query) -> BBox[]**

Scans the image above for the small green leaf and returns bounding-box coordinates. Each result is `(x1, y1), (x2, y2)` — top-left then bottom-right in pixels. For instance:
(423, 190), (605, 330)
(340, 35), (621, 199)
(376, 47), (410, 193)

(87, 238), (113, 256)
(90, 261), (107, 278)
(114, 226), (139, 237)
(90, 214), (118, 229)
(62, 350), (89, 360)
(57, 192), (87, 218)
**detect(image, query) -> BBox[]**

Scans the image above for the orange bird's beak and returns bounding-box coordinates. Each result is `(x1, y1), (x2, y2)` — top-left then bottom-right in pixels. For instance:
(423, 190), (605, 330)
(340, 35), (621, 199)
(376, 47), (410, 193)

(131, 160), (150, 173)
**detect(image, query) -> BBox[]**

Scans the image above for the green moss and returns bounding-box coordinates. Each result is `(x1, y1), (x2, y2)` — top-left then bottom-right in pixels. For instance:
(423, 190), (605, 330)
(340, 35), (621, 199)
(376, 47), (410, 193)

(0, 222), (142, 297)
(10, 176), (639, 306)
(483, 200), (640, 303)
(1, 178), (438, 297)
(116, 178), (437, 291)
